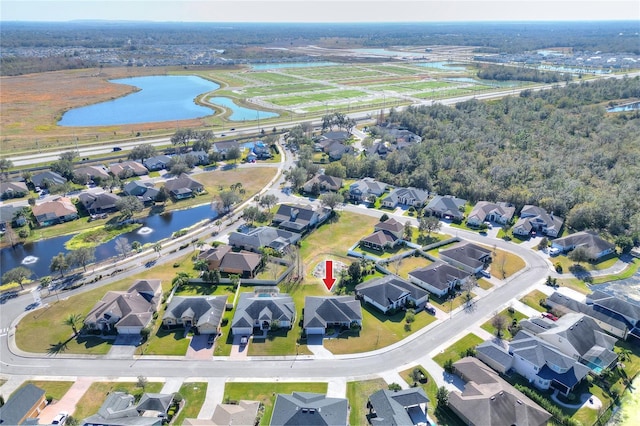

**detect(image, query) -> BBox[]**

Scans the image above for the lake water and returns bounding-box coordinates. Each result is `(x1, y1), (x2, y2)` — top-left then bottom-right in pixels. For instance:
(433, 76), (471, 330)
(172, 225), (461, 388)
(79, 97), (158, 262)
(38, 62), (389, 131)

(58, 75), (220, 126)
(415, 62), (468, 71)
(607, 102), (640, 112)
(208, 96), (279, 121)
(0, 204), (216, 277)
(351, 48), (428, 58)
(251, 62), (337, 70)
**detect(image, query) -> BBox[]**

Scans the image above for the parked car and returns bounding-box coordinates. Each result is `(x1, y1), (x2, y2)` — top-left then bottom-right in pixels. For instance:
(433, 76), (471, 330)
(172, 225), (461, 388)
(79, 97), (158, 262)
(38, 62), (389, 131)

(207, 334), (215, 346)
(112, 147), (122, 152)
(548, 247), (561, 256)
(240, 336), (249, 345)
(425, 305), (436, 315)
(479, 270), (491, 278)
(542, 312), (559, 321)
(52, 411), (69, 425)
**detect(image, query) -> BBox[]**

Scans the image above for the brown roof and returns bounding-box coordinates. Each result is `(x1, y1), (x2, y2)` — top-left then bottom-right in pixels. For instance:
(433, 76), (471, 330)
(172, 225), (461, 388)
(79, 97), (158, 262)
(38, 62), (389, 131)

(32, 197), (77, 218)
(374, 217), (404, 234)
(219, 251), (262, 273)
(109, 161), (148, 176)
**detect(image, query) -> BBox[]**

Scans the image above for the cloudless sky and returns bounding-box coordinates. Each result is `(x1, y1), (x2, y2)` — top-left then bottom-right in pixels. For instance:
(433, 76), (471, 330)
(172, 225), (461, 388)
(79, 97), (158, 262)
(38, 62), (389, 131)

(2, 0), (639, 22)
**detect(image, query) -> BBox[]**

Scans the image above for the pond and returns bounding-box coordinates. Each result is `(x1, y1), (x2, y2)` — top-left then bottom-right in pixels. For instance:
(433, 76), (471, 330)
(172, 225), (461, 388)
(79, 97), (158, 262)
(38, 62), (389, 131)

(58, 75), (220, 126)
(350, 48), (429, 58)
(208, 96), (279, 121)
(607, 102), (640, 112)
(251, 62), (337, 70)
(1, 203), (217, 278)
(414, 62), (468, 71)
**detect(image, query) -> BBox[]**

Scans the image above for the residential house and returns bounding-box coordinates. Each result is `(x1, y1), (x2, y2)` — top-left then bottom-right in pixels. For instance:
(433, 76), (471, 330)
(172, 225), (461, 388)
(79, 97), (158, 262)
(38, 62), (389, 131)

(109, 160), (149, 178)
(220, 251), (262, 278)
(381, 187), (429, 209)
(424, 194), (467, 220)
(272, 204), (331, 233)
(360, 218), (405, 251)
(408, 261), (470, 298)
(303, 296), (363, 335)
(179, 150), (210, 165)
(270, 392), (348, 426)
(302, 174), (343, 194)
(476, 331), (591, 396)
(467, 201), (515, 227)
(184, 400), (261, 426)
(439, 242), (492, 274)
(0, 384), (47, 425)
(143, 154), (173, 171)
(367, 388), (429, 426)
(368, 141), (397, 159)
(31, 196), (78, 227)
(526, 313), (618, 372)
(198, 244), (233, 270)
(552, 231), (616, 261)
(162, 295), (227, 334)
(228, 226), (301, 253)
(355, 275), (428, 314)
(386, 127), (423, 145)
(74, 165), (110, 183)
(326, 141), (353, 161)
(587, 290), (640, 342)
(0, 204), (27, 229)
(123, 180), (160, 204)
(348, 178), (387, 202)
(231, 290), (295, 336)
(84, 279), (162, 335)
(513, 205), (564, 237)
(31, 170), (67, 187)
(79, 191), (120, 215)
(163, 173), (204, 199)
(448, 357), (552, 426)
(212, 140), (240, 159)
(545, 292), (628, 339)
(82, 392), (173, 426)
(247, 141), (273, 161)
(0, 181), (28, 199)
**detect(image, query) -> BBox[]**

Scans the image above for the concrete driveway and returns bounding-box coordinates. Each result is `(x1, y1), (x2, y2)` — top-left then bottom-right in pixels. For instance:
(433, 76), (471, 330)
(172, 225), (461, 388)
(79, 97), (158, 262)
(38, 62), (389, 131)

(38, 377), (93, 424)
(106, 334), (140, 358)
(229, 335), (249, 360)
(186, 334), (214, 360)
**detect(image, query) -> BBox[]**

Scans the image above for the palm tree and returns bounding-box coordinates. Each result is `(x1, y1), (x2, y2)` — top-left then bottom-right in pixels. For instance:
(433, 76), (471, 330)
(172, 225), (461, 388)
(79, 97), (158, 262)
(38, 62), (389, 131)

(153, 242), (162, 258)
(64, 313), (83, 336)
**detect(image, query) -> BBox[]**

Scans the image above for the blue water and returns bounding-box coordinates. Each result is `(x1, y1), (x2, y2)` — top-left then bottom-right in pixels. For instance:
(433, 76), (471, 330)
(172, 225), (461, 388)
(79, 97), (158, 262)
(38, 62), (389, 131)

(251, 62), (337, 70)
(607, 102), (640, 112)
(209, 97), (279, 121)
(59, 75), (220, 126)
(415, 62), (468, 71)
(0, 204), (216, 277)
(351, 48), (428, 58)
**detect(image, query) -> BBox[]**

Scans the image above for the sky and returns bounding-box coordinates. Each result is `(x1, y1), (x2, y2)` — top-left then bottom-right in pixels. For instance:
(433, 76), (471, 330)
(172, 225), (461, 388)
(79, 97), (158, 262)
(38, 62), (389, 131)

(1, 0), (639, 23)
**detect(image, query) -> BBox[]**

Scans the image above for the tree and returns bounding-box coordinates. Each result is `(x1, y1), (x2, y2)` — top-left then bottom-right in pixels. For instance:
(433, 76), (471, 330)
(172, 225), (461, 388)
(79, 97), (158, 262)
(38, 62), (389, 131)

(258, 194), (278, 210)
(116, 196), (144, 218)
(171, 128), (192, 153)
(114, 237), (132, 258)
(136, 375), (148, 391)
(537, 237), (549, 251)
(320, 192), (344, 212)
(63, 313), (83, 336)
(67, 247), (95, 272)
(2, 266), (33, 290)
(410, 368), (423, 385)
(462, 276), (476, 303)
(50, 252), (69, 277)
(436, 386), (449, 407)
(132, 241), (142, 252)
(172, 272), (191, 289)
(153, 242), (162, 258)
(168, 157), (191, 175)
(155, 185), (170, 204)
(216, 190), (241, 213)
(194, 259), (209, 272)
(491, 314), (508, 338)
(225, 146), (241, 164)
(128, 144), (156, 162)
(348, 261), (362, 284)
(242, 206), (261, 225)
(0, 158), (13, 180)
(403, 221), (414, 241)
(419, 216), (441, 235)
(388, 383), (402, 391)
(568, 246), (590, 265)
(286, 167), (307, 191)
(229, 274), (240, 289)
(192, 130), (214, 152)
(380, 213), (389, 222)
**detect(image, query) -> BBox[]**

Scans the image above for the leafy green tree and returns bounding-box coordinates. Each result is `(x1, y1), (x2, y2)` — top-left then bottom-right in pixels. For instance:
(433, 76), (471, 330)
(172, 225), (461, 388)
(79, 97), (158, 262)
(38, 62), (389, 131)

(319, 192), (344, 212)
(153, 242), (162, 258)
(67, 247), (96, 272)
(171, 128), (192, 153)
(172, 272), (191, 289)
(2, 266), (33, 290)
(568, 246), (590, 265)
(388, 383), (402, 391)
(258, 194), (278, 210)
(225, 146), (241, 164)
(128, 144), (156, 162)
(0, 158), (13, 180)
(286, 167), (307, 191)
(419, 216), (441, 235)
(215, 190), (241, 213)
(348, 261), (362, 284)
(116, 196), (144, 218)
(50, 252), (69, 277)
(436, 386), (449, 407)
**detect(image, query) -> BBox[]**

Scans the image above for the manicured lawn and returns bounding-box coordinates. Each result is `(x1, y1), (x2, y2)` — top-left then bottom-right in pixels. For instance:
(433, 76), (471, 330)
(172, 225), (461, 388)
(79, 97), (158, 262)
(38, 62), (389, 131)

(588, 258), (639, 284)
(174, 283), (232, 297)
(346, 378), (388, 426)
(72, 381), (163, 420)
(433, 333), (484, 367)
(487, 247), (526, 279)
(255, 262), (288, 280)
(65, 222), (142, 250)
(557, 278), (592, 295)
(224, 382), (328, 426)
(388, 254), (433, 279)
(552, 253), (620, 274)
(248, 328), (310, 356)
(477, 278), (493, 290)
(143, 328), (191, 356)
(429, 293), (476, 313)
(173, 382), (208, 426)
(480, 308), (528, 340)
(22, 380), (74, 401)
(520, 289), (548, 312)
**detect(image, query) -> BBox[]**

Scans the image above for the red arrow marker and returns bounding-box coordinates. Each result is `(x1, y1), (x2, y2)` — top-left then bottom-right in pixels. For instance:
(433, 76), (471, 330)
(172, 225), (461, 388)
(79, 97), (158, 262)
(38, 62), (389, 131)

(323, 259), (336, 291)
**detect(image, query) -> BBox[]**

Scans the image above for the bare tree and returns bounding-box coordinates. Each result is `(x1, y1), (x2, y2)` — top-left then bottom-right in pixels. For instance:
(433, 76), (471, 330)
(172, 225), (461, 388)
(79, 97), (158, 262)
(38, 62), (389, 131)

(491, 314), (508, 339)
(115, 237), (132, 259)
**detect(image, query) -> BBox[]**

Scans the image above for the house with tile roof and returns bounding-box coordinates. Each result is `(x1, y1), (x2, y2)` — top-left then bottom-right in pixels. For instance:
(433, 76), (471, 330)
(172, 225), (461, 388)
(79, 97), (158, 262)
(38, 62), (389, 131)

(231, 290), (295, 336)
(0, 384), (47, 426)
(84, 279), (162, 335)
(348, 177), (388, 202)
(228, 226), (301, 253)
(448, 357), (552, 426)
(552, 231), (616, 261)
(408, 261), (470, 297)
(467, 201), (515, 227)
(31, 196), (78, 227)
(355, 275), (429, 314)
(513, 205), (564, 237)
(79, 191), (120, 215)
(368, 388), (429, 426)
(162, 295), (227, 335)
(424, 194), (467, 220)
(439, 242), (492, 274)
(303, 296), (362, 335)
(381, 187), (429, 209)
(270, 392), (348, 426)
(109, 160), (148, 178)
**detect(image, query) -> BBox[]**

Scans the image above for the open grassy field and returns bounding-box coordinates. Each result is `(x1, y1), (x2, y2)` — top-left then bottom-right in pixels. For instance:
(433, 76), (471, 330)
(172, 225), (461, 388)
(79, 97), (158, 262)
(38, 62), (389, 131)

(172, 382), (208, 426)
(347, 378), (388, 425)
(488, 247), (526, 279)
(224, 382), (328, 426)
(266, 89), (368, 107)
(433, 333), (484, 367)
(22, 380), (74, 401)
(72, 381), (163, 420)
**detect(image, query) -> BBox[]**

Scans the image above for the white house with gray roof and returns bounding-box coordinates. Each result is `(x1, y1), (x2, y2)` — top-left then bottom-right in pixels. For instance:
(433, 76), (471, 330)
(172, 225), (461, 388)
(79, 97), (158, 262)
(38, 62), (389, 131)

(162, 295), (228, 335)
(355, 275), (428, 314)
(270, 392), (348, 426)
(348, 177), (388, 202)
(424, 194), (467, 220)
(408, 261), (470, 298)
(467, 201), (515, 227)
(552, 231), (616, 261)
(381, 187), (429, 209)
(368, 388), (429, 425)
(513, 205), (564, 237)
(228, 226), (301, 253)
(231, 291), (295, 336)
(304, 296), (362, 335)
(587, 290), (640, 342)
(439, 242), (492, 274)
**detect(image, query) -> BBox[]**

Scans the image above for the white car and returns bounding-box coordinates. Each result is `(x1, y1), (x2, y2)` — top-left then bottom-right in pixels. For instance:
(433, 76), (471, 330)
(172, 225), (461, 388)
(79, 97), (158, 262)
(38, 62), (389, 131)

(548, 247), (561, 256)
(52, 411), (69, 425)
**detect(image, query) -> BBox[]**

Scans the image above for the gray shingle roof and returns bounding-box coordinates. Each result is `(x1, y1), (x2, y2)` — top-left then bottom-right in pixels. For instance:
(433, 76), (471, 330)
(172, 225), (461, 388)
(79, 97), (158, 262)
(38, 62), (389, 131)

(232, 292), (295, 329)
(368, 388), (429, 426)
(304, 296), (362, 329)
(163, 296), (227, 328)
(439, 242), (491, 270)
(589, 290), (640, 323)
(270, 392), (348, 426)
(228, 226), (300, 252)
(382, 187), (429, 206)
(409, 261), (470, 291)
(476, 340), (514, 371)
(547, 292), (628, 331)
(467, 201), (515, 223)
(519, 204), (564, 235)
(0, 384), (45, 426)
(425, 194), (466, 217)
(355, 275), (428, 311)
(554, 231), (615, 258)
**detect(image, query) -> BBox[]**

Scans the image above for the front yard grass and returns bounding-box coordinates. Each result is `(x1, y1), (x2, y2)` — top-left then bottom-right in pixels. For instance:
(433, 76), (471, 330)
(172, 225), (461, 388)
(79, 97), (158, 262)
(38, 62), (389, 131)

(387, 254), (433, 279)
(346, 378), (388, 426)
(433, 333), (484, 368)
(520, 289), (548, 312)
(552, 253), (620, 274)
(477, 278), (493, 290)
(481, 308), (528, 340)
(224, 382), (328, 426)
(142, 328), (191, 356)
(22, 380), (74, 401)
(172, 382), (208, 426)
(428, 293), (476, 313)
(487, 247), (526, 279)
(248, 328), (311, 356)
(72, 381), (163, 420)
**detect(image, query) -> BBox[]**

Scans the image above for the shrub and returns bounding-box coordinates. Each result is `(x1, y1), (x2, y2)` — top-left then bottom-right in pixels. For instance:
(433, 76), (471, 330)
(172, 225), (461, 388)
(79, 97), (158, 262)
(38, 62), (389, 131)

(221, 317), (229, 326)
(444, 358), (454, 373)
(404, 323), (412, 332)
(555, 262), (563, 273)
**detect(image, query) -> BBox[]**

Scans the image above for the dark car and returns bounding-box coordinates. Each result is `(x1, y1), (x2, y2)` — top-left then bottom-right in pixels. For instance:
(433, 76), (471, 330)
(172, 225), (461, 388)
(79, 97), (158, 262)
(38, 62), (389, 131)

(207, 334), (215, 346)
(113, 147), (122, 152)
(425, 305), (436, 315)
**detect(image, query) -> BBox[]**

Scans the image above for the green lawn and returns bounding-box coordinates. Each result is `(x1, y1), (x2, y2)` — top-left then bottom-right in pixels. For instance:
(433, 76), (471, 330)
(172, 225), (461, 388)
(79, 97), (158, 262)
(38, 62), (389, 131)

(346, 379), (388, 426)
(22, 381), (74, 401)
(552, 253), (620, 273)
(429, 292), (476, 313)
(173, 382), (208, 426)
(391, 254), (433, 279)
(477, 278), (493, 290)
(143, 328), (191, 356)
(487, 247), (526, 279)
(224, 382), (328, 426)
(520, 289), (548, 312)
(72, 381), (163, 420)
(433, 333), (484, 367)
(481, 308), (529, 340)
